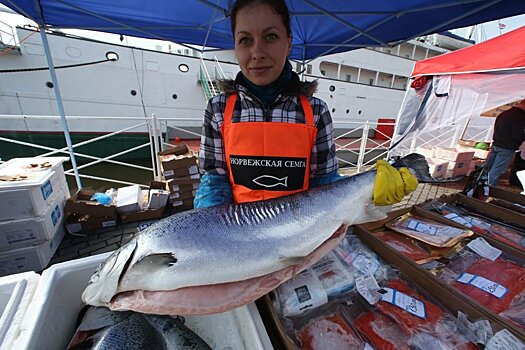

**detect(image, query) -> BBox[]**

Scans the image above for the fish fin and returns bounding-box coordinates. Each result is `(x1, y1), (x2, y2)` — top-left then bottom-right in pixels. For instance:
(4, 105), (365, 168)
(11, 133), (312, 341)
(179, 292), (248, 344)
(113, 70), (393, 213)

(278, 256), (305, 266)
(391, 153), (463, 183)
(133, 253), (178, 273)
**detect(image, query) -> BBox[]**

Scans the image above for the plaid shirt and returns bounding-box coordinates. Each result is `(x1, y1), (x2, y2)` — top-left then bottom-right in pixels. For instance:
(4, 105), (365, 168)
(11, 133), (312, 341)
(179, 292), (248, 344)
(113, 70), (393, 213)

(199, 81), (339, 179)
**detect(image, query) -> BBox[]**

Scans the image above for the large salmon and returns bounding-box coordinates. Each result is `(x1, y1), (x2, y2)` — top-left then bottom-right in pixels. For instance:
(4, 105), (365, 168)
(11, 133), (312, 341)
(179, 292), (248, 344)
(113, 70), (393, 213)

(82, 154), (432, 313)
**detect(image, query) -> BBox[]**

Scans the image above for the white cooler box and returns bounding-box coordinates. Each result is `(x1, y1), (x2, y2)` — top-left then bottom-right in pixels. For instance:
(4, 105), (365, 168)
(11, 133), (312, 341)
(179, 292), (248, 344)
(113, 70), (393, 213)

(0, 272), (39, 350)
(0, 191), (66, 251)
(0, 157), (70, 222)
(0, 223), (65, 277)
(9, 253), (273, 350)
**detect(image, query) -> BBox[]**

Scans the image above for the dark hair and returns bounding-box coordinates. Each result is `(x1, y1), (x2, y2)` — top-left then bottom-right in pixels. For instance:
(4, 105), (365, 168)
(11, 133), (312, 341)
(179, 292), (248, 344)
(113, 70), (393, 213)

(230, 0), (291, 38)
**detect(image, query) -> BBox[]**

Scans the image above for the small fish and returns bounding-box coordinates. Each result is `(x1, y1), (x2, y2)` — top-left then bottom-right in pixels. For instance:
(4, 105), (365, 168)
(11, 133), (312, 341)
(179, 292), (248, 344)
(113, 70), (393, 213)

(82, 154), (433, 314)
(252, 174), (288, 188)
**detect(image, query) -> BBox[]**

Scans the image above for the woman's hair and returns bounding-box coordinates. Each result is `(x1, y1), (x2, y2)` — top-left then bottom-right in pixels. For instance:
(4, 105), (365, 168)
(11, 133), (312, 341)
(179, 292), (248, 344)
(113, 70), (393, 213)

(230, 0), (291, 37)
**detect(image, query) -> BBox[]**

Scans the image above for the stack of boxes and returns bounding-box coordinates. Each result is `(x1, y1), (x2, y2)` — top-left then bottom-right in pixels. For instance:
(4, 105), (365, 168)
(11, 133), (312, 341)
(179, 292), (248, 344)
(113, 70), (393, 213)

(416, 146), (475, 178)
(64, 189), (118, 233)
(159, 144), (200, 212)
(0, 157), (69, 276)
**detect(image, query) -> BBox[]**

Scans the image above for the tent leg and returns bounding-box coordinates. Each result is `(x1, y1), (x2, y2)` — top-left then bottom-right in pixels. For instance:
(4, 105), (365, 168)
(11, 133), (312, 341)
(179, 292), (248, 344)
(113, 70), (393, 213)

(39, 26), (83, 190)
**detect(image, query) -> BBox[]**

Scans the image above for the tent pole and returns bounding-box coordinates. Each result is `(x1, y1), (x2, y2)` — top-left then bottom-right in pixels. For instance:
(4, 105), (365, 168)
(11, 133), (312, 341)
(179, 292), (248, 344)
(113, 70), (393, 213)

(39, 26), (83, 190)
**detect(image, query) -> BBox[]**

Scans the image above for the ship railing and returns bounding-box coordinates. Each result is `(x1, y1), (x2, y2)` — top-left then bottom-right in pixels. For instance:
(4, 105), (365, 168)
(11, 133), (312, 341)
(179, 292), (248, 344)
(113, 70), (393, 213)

(213, 56), (226, 81)
(0, 113), (398, 190)
(0, 114), (161, 190)
(199, 58), (218, 100)
(0, 20), (16, 47)
(333, 120), (395, 173)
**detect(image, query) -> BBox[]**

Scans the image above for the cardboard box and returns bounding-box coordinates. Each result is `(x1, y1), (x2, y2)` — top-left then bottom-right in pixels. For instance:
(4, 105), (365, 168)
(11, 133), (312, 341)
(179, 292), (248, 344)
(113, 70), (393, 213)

(170, 197), (194, 211)
(445, 159), (471, 177)
(147, 189), (169, 210)
(415, 146), (435, 159)
(169, 182), (200, 193)
(0, 195), (66, 251)
(169, 188), (197, 201)
(64, 189), (117, 217)
(427, 158), (448, 178)
(458, 139), (478, 147)
(0, 224), (65, 277)
(118, 182), (168, 223)
(65, 213), (117, 234)
(159, 144), (199, 180)
(9, 254), (272, 350)
(116, 185), (143, 214)
(356, 206), (525, 340)
(434, 147), (474, 163)
(489, 186), (525, 207)
(261, 212), (525, 349)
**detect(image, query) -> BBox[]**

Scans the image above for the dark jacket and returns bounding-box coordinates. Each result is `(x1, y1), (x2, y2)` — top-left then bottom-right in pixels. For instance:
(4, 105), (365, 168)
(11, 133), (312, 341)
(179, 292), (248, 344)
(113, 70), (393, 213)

(493, 106), (525, 150)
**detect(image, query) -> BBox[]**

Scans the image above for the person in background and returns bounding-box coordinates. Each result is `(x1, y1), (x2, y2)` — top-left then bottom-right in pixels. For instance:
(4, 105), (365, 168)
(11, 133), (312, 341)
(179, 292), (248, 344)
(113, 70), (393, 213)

(486, 98), (525, 187)
(194, 0), (416, 208)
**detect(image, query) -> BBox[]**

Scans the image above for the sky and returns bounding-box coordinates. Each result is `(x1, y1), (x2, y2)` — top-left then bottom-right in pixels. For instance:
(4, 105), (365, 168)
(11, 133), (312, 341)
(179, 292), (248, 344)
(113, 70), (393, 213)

(0, 5), (524, 50)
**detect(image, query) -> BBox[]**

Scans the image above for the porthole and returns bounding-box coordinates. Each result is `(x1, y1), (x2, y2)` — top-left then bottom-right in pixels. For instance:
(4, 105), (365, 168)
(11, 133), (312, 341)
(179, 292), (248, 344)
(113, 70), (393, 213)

(172, 94), (178, 100)
(358, 110), (362, 115)
(332, 108), (336, 113)
(329, 85), (335, 92)
(131, 90), (137, 96)
(178, 64), (189, 73)
(106, 51), (119, 61)
(346, 109), (349, 114)
(46, 81), (54, 88)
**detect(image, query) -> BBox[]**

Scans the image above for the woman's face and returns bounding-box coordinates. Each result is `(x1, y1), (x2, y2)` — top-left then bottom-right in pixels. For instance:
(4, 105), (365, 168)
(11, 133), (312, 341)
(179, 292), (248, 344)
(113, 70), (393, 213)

(234, 3), (292, 86)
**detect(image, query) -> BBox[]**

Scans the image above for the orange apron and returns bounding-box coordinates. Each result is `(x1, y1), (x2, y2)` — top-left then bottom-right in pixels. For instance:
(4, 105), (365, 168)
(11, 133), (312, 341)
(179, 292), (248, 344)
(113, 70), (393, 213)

(222, 92), (317, 203)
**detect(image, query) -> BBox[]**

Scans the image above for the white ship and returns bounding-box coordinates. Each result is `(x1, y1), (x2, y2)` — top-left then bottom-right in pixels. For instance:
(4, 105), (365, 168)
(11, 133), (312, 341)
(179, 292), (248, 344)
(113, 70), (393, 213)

(0, 25), (471, 159)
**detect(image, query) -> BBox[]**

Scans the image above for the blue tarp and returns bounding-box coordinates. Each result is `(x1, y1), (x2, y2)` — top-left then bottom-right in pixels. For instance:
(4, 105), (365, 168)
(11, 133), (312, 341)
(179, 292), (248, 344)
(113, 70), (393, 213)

(2, 0), (525, 59)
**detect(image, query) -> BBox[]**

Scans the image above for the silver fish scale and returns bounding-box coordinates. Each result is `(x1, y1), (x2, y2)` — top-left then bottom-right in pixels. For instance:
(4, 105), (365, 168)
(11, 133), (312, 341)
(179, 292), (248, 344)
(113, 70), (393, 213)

(114, 171), (380, 292)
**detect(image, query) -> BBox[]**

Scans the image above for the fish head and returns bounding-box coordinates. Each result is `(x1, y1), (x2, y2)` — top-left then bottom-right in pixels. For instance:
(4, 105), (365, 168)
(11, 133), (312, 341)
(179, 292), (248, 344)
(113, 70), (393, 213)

(82, 239), (137, 306)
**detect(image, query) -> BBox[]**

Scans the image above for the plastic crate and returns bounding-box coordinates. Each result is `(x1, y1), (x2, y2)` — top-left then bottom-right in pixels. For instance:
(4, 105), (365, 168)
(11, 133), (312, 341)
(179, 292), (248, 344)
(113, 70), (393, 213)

(10, 253), (273, 349)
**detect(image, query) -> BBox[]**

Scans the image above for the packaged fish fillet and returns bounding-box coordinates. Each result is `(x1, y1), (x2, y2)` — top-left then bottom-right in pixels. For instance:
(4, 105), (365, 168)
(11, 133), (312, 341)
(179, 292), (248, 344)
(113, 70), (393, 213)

(351, 277), (478, 349)
(422, 200), (525, 252)
(373, 229), (459, 264)
(275, 234), (389, 317)
(385, 212), (473, 247)
(438, 246), (525, 330)
(295, 305), (370, 350)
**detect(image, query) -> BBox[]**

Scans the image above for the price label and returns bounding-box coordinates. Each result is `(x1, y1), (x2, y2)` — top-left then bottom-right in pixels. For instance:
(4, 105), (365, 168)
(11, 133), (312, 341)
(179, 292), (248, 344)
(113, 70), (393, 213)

(457, 273), (507, 299)
(380, 287), (426, 319)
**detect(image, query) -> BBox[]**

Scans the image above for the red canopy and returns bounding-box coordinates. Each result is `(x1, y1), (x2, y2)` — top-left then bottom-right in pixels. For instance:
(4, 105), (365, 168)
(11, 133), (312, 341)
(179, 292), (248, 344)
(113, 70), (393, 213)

(412, 25), (525, 77)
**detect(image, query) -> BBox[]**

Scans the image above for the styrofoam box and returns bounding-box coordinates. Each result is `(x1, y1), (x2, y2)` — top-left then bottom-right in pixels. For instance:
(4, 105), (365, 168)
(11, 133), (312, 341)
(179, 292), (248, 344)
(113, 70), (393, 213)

(0, 223), (65, 278)
(428, 158), (448, 178)
(0, 190), (66, 251)
(446, 159), (471, 177)
(0, 166), (69, 222)
(11, 253), (273, 350)
(0, 272), (39, 350)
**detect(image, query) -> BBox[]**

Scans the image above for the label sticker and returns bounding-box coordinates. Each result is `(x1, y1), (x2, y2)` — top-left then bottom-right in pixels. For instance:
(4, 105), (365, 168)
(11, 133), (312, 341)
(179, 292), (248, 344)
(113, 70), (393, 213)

(352, 251), (379, 275)
(40, 179), (53, 200)
(51, 205), (61, 226)
(407, 219), (437, 235)
(457, 311), (493, 345)
(444, 213), (473, 228)
(486, 329), (525, 350)
(467, 237), (502, 261)
(457, 273), (507, 299)
(355, 274), (381, 305)
(102, 220), (116, 228)
(380, 287), (426, 319)
(364, 344), (374, 350)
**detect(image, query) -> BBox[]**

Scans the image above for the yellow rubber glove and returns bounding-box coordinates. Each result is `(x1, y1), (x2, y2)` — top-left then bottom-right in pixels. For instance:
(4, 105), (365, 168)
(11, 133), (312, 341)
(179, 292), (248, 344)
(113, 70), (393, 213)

(373, 160), (419, 206)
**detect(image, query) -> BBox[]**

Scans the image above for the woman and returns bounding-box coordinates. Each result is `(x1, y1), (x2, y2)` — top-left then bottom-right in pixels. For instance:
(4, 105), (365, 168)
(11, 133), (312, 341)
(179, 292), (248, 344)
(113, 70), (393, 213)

(194, 0), (340, 208)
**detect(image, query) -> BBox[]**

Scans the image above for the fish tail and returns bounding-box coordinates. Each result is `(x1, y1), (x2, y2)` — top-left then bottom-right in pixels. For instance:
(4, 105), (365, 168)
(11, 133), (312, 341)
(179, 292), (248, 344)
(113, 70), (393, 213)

(391, 153), (460, 183)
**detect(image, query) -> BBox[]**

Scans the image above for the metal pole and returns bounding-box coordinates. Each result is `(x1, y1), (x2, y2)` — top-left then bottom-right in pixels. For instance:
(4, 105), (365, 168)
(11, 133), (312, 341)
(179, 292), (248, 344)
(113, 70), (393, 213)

(39, 26), (82, 189)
